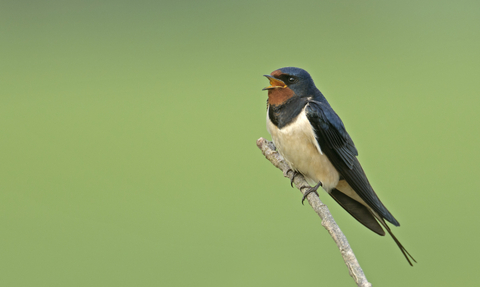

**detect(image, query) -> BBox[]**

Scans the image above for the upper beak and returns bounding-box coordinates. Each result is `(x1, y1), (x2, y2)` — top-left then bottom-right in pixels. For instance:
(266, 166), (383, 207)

(262, 75), (287, 90)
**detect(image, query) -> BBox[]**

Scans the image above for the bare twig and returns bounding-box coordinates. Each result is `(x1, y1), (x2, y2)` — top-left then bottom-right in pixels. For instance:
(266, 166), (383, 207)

(256, 137), (372, 287)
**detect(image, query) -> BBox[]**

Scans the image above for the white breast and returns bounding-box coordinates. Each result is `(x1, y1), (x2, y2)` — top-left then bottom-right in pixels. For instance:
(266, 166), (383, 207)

(266, 107), (340, 192)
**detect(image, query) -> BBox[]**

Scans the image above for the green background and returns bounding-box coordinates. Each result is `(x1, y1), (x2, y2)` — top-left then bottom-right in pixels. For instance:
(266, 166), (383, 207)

(2, 0), (479, 286)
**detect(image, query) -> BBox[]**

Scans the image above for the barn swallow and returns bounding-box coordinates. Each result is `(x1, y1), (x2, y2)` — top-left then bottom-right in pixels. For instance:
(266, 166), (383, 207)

(263, 67), (415, 265)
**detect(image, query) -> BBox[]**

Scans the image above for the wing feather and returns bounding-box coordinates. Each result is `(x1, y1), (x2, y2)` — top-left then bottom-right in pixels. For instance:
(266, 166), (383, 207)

(305, 100), (399, 226)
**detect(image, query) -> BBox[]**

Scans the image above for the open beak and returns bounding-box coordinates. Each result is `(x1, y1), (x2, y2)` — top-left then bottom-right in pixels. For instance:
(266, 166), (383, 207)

(262, 75), (287, 90)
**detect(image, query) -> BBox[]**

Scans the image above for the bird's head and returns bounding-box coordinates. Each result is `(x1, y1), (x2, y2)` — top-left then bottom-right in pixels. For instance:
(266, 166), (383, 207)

(263, 67), (315, 106)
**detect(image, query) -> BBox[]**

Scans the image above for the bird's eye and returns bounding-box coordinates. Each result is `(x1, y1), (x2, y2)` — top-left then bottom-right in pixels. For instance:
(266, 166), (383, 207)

(288, 77), (295, 83)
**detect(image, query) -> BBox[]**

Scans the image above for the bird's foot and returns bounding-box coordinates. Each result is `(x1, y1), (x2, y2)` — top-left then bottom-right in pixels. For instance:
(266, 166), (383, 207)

(284, 169), (301, 187)
(300, 181), (323, 205)
(283, 168), (294, 178)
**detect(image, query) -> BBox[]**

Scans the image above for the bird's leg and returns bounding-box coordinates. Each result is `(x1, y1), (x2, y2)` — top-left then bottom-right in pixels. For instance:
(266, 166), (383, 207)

(300, 181), (323, 205)
(284, 168), (301, 187)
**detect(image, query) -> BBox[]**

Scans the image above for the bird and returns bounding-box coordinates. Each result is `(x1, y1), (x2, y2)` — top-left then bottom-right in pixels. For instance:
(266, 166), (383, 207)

(262, 67), (415, 265)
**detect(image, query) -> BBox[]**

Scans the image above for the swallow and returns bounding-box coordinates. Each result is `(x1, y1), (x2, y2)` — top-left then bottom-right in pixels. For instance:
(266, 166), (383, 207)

(263, 67), (415, 265)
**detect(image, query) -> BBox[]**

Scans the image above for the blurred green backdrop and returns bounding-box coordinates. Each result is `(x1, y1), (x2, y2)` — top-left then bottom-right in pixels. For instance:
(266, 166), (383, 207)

(1, 0), (479, 286)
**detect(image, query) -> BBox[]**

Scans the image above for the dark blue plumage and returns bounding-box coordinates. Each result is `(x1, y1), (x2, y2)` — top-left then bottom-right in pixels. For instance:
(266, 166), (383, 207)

(305, 101), (398, 225)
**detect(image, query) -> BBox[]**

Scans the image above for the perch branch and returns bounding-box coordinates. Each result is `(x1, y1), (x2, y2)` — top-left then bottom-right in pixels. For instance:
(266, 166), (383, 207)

(256, 137), (372, 287)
